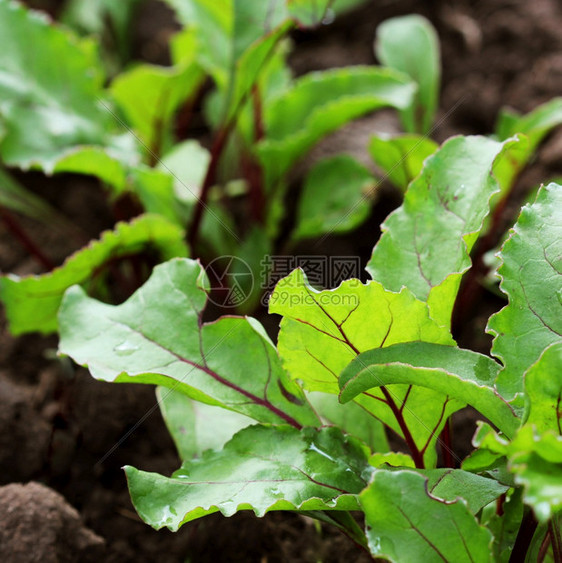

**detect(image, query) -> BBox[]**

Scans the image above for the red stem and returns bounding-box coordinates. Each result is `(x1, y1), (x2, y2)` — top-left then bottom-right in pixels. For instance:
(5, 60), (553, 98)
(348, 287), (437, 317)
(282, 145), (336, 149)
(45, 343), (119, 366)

(0, 207), (54, 271)
(439, 418), (455, 468)
(509, 509), (538, 563)
(380, 386), (425, 468)
(187, 125), (230, 249)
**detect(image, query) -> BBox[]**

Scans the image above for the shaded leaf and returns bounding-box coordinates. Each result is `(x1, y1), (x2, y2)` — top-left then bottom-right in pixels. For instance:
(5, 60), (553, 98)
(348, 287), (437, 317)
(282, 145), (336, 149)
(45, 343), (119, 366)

(125, 425), (371, 530)
(360, 470), (493, 562)
(61, 0), (142, 73)
(292, 155), (375, 240)
(525, 342), (562, 434)
(59, 258), (319, 427)
(465, 424), (562, 523)
(484, 488), (524, 563)
(0, 214), (187, 335)
(287, 0), (330, 27)
(369, 134), (438, 191)
(488, 183), (562, 398)
(257, 66), (415, 183)
(417, 468), (508, 514)
(156, 386), (252, 460)
(375, 15), (440, 134)
(110, 58), (204, 155)
(307, 392), (389, 453)
(367, 135), (521, 327)
(339, 342), (520, 438)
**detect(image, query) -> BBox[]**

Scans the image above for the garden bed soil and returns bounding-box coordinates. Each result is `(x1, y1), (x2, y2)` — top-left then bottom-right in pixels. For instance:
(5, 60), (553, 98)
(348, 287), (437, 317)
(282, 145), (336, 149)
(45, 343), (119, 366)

(1, 0), (562, 560)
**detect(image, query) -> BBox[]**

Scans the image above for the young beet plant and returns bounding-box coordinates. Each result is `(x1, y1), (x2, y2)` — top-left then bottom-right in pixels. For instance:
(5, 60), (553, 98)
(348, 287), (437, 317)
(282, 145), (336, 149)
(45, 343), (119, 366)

(58, 133), (562, 561)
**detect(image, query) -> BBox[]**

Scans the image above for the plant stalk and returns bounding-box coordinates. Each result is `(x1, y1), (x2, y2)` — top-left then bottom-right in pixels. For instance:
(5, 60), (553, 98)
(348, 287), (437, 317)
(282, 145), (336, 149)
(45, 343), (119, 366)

(0, 207), (54, 271)
(509, 509), (538, 563)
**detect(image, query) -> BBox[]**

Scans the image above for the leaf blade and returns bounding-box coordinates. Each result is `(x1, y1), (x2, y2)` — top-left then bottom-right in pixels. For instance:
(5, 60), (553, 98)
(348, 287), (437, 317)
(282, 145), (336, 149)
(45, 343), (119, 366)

(125, 425), (370, 530)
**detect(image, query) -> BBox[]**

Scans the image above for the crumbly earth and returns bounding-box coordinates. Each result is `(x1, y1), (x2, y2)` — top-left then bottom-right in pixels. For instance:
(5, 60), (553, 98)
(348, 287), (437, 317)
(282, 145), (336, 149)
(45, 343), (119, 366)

(1, 0), (561, 560)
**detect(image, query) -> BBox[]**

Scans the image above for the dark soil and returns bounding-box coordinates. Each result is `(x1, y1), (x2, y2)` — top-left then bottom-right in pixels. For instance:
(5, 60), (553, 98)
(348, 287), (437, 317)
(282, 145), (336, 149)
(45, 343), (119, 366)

(1, 0), (562, 561)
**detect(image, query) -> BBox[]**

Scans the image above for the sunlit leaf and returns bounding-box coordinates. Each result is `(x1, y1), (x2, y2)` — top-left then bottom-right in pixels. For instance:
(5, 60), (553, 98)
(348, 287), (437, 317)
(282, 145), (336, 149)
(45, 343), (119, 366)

(270, 268), (458, 466)
(367, 135), (521, 327)
(258, 66), (415, 184)
(339, 342), (520, 438)
(488, 183), (562, 398)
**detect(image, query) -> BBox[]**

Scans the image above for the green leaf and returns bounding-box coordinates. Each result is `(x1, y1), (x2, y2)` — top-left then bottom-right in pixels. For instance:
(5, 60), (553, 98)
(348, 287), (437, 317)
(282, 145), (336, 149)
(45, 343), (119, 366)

(286, 0), (331, 26)
(484, 488), (524, 563)
(525, 343), (562, 434)
(110, 59), (204, 155)
(257, 66), (416, 184)
(157, 140), (210, 205)
(0, 214), (187, 335)
(128, 167), (184, 224)
(360, 470), (493, 562)
(51, 145), (134, 195)
(125, 425), (371, 530)
(369, 134), (438, 191)
(375, 15), (440, 134)
(0, 1), (120, 169)
(507, 426), (562, 523)
(156, 386), (252, 460)
(367, 135), (521, 328)
(339, 342), (520, 438)
(497, 98), (562, 145)
(488, 183), (562, 398)
(369, 452), (415, 469)
(58, 258), (319, 427)
(270, 269), (459, 466)
(292, 155), (375, 240)
(307, 392), (389, 453)
(494, 99), (562, 195)
(464, 424), (562, 523)
(61, 0), (142, 73)
(417, 468), (508, 514)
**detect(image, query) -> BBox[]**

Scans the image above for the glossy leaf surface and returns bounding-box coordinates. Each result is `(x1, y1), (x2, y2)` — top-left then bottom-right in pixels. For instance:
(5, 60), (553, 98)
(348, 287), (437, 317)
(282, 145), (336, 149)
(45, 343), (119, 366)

(339, 342), (520, 438)
(125, 425), (371, 530)
(59, 258), (319, 427)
